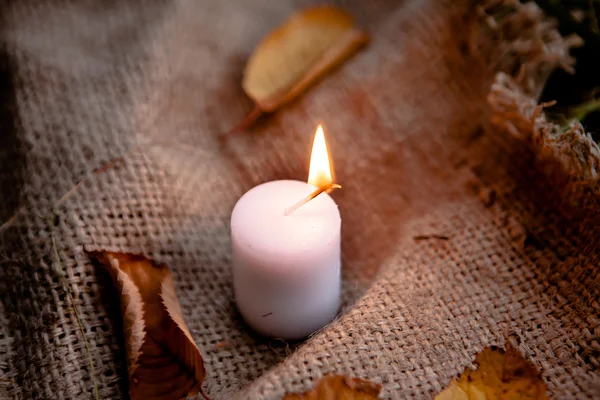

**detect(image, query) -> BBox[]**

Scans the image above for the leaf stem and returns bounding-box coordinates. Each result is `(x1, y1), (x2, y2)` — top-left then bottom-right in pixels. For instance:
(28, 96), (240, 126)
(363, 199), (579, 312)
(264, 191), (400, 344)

(571, 98), (600, 121)
(222, 105), (263, 137)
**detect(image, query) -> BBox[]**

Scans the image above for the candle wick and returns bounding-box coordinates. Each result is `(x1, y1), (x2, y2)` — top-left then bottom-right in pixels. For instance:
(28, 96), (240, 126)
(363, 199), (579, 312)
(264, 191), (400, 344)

(284, 183), (341, 216)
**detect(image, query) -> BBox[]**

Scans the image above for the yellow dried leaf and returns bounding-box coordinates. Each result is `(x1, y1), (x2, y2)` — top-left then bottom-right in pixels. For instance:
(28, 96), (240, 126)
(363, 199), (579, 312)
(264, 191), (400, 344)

(229, 5), (368, 133)
(435, 380), (469, 400)
(89, 252), (207, 400)
(435, 345), (548, 400)
(283, 375), (381, 400)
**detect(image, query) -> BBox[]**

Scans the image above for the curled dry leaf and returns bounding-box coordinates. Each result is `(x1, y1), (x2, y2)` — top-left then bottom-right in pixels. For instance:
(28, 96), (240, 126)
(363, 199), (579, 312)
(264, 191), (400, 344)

(228, 5), (369, 134)
(435, 344), (548, 400)
(89, 252), (207, 400)
(283, 374), (381, 400)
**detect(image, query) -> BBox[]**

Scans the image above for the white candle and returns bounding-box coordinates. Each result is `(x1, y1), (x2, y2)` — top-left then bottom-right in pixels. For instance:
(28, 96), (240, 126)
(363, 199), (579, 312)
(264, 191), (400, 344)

(231, 126), (341, 340)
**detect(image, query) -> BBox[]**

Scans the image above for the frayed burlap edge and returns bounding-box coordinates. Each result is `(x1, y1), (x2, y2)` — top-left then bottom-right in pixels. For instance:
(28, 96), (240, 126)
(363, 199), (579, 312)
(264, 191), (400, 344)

(489, 73), (599, 190)
(479, 0), (599, 193)
(472, 0), (582, 98)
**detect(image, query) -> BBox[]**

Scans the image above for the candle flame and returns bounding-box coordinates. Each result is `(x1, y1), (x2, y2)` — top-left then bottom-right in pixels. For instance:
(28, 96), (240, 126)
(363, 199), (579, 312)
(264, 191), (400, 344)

(308, 125), (333, 188)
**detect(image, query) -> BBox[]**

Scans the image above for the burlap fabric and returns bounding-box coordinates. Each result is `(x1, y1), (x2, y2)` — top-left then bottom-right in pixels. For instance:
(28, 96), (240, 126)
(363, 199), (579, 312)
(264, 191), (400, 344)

(1, 0), (599, 399)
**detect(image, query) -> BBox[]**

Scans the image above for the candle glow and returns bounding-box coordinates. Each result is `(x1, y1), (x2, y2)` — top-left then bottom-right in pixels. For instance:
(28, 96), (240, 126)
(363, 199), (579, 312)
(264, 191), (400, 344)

(308, 125), (333, 188)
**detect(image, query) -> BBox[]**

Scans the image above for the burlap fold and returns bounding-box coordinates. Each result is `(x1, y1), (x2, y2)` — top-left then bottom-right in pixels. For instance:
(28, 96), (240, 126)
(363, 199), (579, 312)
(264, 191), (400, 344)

(1, 0), (598, 399)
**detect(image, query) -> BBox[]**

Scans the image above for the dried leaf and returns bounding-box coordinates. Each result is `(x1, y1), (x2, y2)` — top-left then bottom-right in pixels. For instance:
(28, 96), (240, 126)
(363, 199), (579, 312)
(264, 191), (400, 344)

(89, 252), (207, 400)
(283, 375), (381, 400)
(435, 345), (548, 400)
(230, 5), (368, 133)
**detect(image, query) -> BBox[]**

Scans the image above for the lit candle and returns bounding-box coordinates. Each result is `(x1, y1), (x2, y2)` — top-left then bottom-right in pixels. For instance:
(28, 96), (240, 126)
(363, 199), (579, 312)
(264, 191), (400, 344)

(231, 125), (341, 340)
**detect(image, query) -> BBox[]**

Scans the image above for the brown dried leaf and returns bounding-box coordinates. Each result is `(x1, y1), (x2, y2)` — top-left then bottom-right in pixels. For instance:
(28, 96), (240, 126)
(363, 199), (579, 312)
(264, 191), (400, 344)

(230, 5), (368, 133)
(435, 344), (548, 400)
(89, 252), (207, 400)
(283, 375), (381, 400)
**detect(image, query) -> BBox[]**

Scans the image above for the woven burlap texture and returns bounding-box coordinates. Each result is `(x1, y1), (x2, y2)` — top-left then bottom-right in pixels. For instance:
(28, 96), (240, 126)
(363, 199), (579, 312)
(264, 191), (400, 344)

(1, 0), (599, 399)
